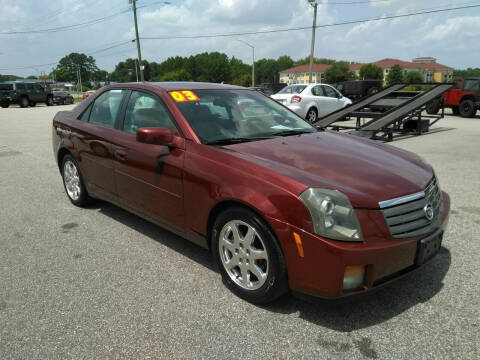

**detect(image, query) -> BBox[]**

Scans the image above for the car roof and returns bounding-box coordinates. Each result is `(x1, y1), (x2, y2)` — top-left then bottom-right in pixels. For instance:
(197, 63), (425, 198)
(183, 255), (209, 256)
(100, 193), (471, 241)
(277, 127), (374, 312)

(108, 81), (246, 91)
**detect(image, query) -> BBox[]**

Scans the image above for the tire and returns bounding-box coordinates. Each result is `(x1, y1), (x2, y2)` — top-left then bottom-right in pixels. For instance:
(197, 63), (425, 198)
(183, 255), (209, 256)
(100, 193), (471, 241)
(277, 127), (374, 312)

(1, 101), (9, 108)
(62, 99), (66, 105)
(305, 108), (318, 124)
(29, 101), (36, 107)
(426, 99), (440, 115)
(20, 96), (29, 108)
(367, 87), (380, 95)
(61, 154), (91, 207)
(459, 99), (476, 118)
(451, 106), (460, 115)
(211, 207), (289, 304)
(46, 96), (54, 106)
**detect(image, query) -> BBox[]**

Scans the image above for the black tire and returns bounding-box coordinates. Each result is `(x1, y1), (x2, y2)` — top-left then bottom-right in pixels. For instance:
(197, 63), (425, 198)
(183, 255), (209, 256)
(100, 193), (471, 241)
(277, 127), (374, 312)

(367, 87), (380, 95)
(62, 98), (66, 105)
(61, 154), (91, 207)
(29, 101), (36, 107)
(1, 101), (9, 108)
(305, 108), (318, 124)
(211, 207), (289, 304)
(451, 106), (460, 115)
(426, 99), (440, 115)
(459, 99), (476, 118)
(46, 96), (54, 106)
(20, 96), (29, 108)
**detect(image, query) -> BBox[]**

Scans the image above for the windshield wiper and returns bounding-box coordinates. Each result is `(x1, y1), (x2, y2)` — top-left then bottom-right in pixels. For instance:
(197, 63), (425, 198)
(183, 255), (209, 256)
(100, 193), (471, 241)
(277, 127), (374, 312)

(269, 129), (316, 137)
(205, 136), (274, 145)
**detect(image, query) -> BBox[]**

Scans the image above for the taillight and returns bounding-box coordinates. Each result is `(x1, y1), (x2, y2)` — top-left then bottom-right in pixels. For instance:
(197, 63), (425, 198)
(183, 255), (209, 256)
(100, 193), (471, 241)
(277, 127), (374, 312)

(291, 95), (302, 103)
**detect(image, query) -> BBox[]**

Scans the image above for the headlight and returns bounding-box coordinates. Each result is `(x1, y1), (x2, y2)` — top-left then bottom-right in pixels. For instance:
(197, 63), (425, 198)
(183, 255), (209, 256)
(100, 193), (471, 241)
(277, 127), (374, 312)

(299, 188), (364, 242)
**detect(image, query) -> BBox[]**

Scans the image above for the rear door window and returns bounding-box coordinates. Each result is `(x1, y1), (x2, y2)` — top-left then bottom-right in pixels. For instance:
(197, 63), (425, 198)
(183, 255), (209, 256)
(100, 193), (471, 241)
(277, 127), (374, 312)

(122, 91), (177, 134)
(89, 89), (125, 128)
(311, 85), (324, 96)
(322, 85), (339, 98)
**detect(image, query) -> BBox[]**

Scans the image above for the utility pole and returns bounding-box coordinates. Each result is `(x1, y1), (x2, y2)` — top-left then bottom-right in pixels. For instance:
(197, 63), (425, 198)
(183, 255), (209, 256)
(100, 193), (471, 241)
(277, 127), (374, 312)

(308, 0), (318, 84)
(131, 0), (144, 82)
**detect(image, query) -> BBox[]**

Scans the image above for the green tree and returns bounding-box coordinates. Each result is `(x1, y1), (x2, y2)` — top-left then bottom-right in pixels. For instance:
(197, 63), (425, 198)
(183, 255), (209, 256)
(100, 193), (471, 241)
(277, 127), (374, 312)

(230, 57), (251, 85)
(386, 65), (404, 86)
(26, 75), (37, 80)
(453, 68), (480, 78)
(255, 58), (279, 84)
(157, 69), (193, 81)
(0, 74), (22, 81)
(54, 53), (100, 83)
(324, 61), (355, 84)
(294, 56), (337, 66)
(109, 58), (140, 82)
(277, 55), (294, 71)
(405, 71), (424, 84)
(359, 64), (383, 80)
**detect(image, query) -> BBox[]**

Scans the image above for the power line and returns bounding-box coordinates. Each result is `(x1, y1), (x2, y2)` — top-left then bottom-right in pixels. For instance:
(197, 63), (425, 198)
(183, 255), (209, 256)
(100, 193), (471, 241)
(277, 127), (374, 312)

(0, 8), (130, 35)
(141, 4), (480, 40)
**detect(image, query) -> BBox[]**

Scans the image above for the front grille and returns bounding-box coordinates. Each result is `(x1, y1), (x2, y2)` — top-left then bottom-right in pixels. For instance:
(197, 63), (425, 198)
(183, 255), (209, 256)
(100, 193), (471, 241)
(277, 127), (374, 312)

(380, 177), (442, 238)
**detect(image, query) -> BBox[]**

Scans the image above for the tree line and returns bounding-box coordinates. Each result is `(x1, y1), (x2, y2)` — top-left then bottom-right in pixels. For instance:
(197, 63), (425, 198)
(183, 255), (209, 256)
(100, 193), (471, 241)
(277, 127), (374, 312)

(2, 52), (477, 89)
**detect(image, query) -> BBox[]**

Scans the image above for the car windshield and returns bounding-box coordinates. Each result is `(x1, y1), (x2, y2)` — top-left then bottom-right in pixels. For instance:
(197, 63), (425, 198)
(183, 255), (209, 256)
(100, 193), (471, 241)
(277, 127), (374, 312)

(277, 85), (307, 94)
(463, 79), (480, 92)
(0, 84), (13, 91)
(173, 89), (316, 144)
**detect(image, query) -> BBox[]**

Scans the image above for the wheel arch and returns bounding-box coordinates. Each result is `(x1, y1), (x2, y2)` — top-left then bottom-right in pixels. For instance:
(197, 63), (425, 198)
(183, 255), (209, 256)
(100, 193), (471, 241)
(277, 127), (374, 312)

(460, 94), (476, 103)
(206, 199), (281, 252)
(57, 147), (72, 172)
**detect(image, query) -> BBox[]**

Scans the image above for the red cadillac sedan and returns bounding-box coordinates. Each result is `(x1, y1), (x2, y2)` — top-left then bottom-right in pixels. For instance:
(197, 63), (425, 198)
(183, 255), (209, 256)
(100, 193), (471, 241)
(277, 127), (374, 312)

(52, 82), (450, 303)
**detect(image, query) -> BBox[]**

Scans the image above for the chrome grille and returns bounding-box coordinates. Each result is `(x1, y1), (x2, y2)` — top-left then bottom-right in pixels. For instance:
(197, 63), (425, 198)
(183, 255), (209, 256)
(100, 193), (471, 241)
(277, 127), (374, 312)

(380, 178), (442, 238)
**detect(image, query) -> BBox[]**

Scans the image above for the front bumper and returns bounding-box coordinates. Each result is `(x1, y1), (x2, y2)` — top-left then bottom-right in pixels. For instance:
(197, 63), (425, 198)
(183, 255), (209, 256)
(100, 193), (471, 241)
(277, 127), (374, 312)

(269, 191), (450, 299)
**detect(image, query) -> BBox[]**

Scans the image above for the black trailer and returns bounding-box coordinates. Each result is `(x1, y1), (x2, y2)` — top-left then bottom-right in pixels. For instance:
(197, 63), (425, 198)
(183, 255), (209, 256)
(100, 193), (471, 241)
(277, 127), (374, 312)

(313, 83), (453, 141)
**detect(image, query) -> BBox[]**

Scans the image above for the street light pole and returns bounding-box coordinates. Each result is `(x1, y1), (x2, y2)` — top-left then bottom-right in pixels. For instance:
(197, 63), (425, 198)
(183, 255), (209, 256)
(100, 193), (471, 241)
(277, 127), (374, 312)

(131, 0), (144, 82)
(236, 39), (255, 87)
(308, 0), (318, 84)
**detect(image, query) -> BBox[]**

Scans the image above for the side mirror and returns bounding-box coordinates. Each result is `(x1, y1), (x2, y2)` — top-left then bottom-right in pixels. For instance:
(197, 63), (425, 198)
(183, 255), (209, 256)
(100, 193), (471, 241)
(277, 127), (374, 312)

(136, 128), (184, 149)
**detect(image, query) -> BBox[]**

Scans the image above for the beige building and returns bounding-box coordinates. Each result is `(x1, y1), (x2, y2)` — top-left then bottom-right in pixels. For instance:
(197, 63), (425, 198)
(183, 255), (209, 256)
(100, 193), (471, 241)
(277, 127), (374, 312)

(279, 57), (453, 85)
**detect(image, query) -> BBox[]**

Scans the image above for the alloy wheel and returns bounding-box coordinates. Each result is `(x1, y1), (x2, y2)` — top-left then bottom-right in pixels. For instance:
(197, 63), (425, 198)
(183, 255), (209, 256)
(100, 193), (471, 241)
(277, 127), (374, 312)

(218, 220), (269, 291)
(63, 160), (81, 201)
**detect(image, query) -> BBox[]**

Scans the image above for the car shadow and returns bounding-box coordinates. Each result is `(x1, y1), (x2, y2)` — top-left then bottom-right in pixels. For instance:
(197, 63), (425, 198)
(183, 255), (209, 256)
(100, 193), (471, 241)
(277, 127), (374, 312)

(92, 200), (216, 272)
(91, 200), (450, 331)
(263, 247), (451, 332)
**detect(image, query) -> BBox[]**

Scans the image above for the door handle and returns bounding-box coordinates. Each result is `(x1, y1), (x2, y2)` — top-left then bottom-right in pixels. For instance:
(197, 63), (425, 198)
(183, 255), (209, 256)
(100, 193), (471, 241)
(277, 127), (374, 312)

(114, 149), (127, 161)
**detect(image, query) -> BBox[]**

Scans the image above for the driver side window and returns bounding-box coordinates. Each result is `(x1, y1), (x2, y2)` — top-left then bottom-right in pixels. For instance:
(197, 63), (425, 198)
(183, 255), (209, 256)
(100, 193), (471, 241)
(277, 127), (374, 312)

(123, 91), (177, 134)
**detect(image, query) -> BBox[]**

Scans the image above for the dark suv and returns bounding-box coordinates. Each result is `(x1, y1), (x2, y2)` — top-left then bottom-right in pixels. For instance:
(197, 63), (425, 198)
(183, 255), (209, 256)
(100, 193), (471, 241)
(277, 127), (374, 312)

(0, 81), (54, 108)
(336, 80), (383, 101)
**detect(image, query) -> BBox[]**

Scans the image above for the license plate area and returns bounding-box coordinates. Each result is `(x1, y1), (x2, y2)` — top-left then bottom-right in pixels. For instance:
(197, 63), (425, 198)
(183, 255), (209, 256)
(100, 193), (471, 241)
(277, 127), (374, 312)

(415, 230), (443, 266)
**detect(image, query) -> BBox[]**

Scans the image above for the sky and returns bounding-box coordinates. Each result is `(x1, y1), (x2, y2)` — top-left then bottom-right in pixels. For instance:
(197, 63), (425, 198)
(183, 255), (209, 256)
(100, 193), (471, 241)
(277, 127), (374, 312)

(0, 0), (479, 77)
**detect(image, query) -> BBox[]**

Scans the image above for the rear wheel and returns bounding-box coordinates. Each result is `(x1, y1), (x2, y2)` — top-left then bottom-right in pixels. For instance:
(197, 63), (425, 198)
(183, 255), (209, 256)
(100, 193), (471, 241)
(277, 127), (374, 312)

(46, 96), (54, 106)
(459, 99), (476, 118)
(212, 207), (288, 304)
(20, 96), (29, 108)
(426, 99), (440, 115)
(306, 108), (318, 123)
(1, 101), (9, 108)
(61, 154), (91, 206)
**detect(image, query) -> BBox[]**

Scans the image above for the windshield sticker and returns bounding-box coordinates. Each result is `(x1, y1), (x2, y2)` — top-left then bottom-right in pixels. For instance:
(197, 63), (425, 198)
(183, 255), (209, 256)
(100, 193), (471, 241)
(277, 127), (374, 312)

(169, 90), (200, 102)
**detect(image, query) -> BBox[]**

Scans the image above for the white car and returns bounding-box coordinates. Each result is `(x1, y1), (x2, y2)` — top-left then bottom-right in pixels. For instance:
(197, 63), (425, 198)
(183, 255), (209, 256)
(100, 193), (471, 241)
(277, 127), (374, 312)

(271, 83), (352, 123)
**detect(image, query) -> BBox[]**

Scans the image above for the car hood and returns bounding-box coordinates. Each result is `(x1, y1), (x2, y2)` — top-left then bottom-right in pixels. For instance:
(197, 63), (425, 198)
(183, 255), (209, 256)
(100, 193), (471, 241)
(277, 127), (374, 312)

(221, 131), (433, 208)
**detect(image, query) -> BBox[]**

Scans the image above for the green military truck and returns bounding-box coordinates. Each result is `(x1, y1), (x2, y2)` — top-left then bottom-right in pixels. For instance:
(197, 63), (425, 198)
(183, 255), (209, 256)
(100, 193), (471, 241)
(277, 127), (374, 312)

(0, 81), (54, 108)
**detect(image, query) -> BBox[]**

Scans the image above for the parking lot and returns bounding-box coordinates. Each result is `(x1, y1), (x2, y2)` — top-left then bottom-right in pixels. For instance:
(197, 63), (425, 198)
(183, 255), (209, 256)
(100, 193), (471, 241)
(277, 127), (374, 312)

(0, 105), (479, 359)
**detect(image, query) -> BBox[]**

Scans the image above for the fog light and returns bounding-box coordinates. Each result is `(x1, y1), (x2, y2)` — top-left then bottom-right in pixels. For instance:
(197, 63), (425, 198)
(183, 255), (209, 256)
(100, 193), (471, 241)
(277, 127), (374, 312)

(343, 265), (366, 291)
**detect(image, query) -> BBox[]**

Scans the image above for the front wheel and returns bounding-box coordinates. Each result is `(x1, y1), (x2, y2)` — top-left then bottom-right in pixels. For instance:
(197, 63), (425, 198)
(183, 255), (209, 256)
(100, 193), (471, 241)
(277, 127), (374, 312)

(0, 101), (9, 108)
(61, 154), (91, 206)
(459, 99), (476, 118)
(212, 207), (288, 304)
(306, 108), (318, 124)
(20, 96), (29, 108)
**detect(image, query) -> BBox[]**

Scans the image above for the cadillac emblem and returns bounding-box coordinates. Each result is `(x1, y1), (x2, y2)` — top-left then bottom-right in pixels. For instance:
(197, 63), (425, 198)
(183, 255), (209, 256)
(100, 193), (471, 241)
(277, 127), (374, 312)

(424, 203), (434, 221)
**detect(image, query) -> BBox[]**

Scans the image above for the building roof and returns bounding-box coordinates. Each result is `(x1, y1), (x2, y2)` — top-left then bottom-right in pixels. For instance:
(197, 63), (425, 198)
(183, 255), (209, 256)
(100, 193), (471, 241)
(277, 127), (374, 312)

(372, 58), (452, 70)
(280, 64), (332, 73)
